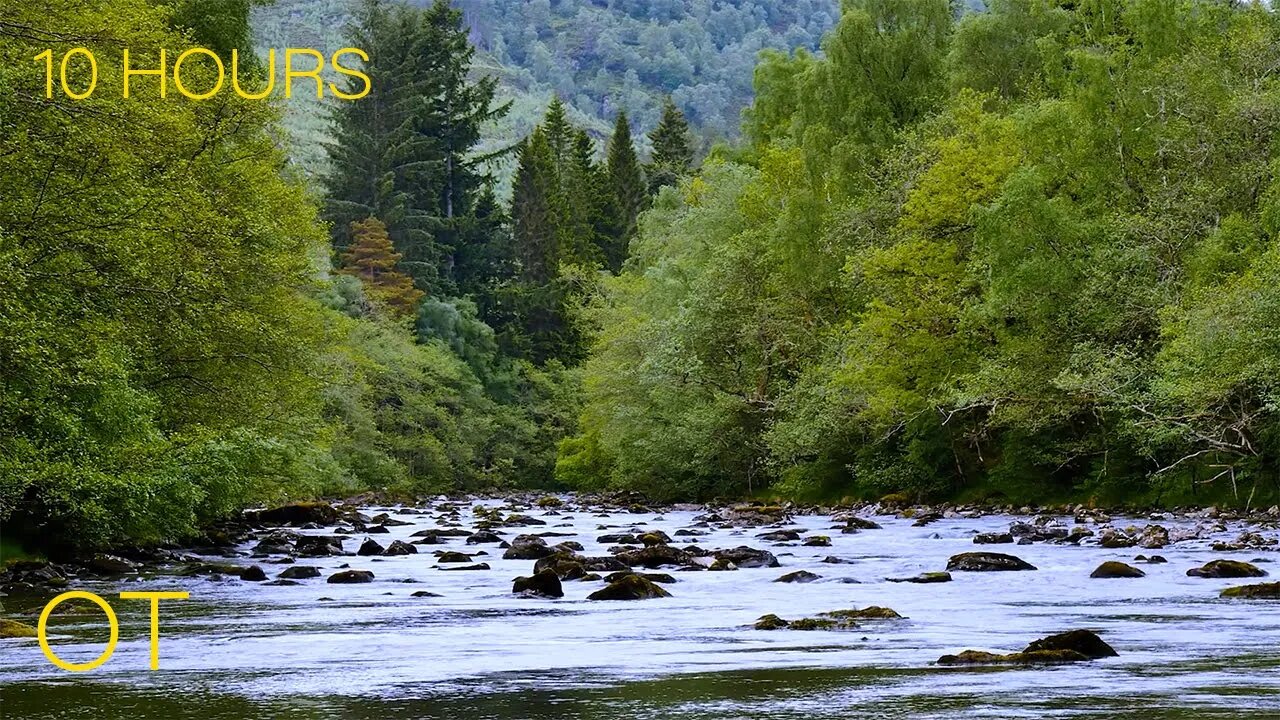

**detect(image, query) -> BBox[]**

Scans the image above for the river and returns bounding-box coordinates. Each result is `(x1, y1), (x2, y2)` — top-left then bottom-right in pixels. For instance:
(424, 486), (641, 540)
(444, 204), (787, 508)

(2, 499), (1278, 718)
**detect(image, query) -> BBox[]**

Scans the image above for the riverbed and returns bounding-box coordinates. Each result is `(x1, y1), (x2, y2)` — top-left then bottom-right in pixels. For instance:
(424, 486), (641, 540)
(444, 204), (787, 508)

(2, 500), (1278, 718)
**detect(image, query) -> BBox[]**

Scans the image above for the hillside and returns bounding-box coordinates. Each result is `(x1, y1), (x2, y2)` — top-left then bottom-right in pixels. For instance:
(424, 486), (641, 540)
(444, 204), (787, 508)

(252, 0), (837, 181)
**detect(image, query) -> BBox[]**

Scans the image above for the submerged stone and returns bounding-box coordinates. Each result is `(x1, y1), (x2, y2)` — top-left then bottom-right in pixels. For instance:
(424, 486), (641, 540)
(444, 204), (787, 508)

(327, 570), (374, 584)
(512, 569), (564, 598)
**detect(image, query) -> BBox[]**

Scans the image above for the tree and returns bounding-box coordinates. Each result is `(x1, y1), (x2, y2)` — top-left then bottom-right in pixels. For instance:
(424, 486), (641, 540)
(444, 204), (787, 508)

(647, 96), (695, 194)
(340, 219), (425, 318)
(324, 0), (510, 296)
(605, 110), (647, 271)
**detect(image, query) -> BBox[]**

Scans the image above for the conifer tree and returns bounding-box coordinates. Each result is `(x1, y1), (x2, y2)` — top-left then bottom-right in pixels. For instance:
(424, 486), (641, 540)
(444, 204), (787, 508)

(340, 218), (425, 319)
(647, 96), (695, 195)
(324, 0), (509, 296)
(512, 129), (559, 284)
(605, 110), (646, 271)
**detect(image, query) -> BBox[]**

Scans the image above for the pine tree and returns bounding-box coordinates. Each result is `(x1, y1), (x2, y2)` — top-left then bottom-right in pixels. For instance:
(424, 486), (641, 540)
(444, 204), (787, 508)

(324, 0), (510, 297)
(647, 96), (695, 195)
(512, 129), (559, 284)
(605, 110), (646, 271)
(340, 218), (425, 318)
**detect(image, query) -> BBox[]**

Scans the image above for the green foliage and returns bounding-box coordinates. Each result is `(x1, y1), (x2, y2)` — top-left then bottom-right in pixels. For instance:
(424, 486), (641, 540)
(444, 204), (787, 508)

(0, 0), (335, 549)
(564, 0), (1280, 507)
(647, 97), (695, 195)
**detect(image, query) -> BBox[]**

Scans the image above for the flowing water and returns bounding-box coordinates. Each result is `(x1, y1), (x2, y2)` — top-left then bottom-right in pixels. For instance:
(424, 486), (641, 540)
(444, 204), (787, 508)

(2, 501), (1279, 719)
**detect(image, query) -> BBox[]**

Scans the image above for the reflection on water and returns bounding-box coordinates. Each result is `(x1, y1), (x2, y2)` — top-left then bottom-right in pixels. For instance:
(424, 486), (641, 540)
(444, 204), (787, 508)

(2, 501), (1279, 718)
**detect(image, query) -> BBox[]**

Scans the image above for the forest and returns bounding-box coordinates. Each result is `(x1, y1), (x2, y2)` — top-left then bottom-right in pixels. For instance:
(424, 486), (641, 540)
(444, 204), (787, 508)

(2, 0), (1280, 553)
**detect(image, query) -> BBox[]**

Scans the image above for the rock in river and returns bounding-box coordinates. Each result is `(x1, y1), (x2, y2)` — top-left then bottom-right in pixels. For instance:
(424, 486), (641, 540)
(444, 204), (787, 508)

(616, 544), (692, 568)
(1186, 560), (1267, 579)
(249, 502), (338, 527)
(939, 630), (1117, 665)
(775, 570), (822, 584)
(278, 566), (321, 580)
(239, 565), (268, 582)
(973, 533), (1014, 545)
(327, 570), (374, 584)
(435, 551), (474, 564)
(89, 554), (139, 574)
(712, 546), (779, 569)
(946, 552), (1037, 572)
(587, 573), (672, 600)
(512, 569), (564, 598)
(382, 540), (417, 556)
(357, 538), (385, 556)
(888, 571), (952, 584)
(1090, 561), (1146, 579)
(0, 619), (38, 639)
(1220, 582), (1280, 599)
(503, 535), (555, 560)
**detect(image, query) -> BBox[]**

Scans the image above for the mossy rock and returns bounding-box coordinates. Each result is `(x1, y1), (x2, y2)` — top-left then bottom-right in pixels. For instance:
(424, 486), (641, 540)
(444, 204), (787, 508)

(802, 535), (832, 547)
(938, 649), (1091, 665)
(536, 496), (563, 508)
(821, 606), (904, 620)
(754, 614), (789, 630)
(1187, 560), (1266, 579)
(0, 619), (38, 639)
(587, 573), (671, 601)
(435, 551), (474, 564)
(1220, 582), (1280, 599)
(1090, 561), (1146, 579)
(1024, 630), (1117, 659)
(774, 570), (821, 584)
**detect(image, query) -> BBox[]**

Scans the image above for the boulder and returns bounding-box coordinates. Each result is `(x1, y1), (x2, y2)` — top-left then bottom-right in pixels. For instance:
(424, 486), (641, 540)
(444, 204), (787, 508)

(1137, 525), (1169, 549)
(802, 535), (832, 547)
(357, 538), (385, 556)
(938, 630), (1116, 666)
(382, 540), (417, 556)
(466, 531), (504, 545)
(887, 571), (952, 584)
(758, 530), (801, 542)
(1025, 629), (1118, 659)
(775, 570), (822, 584)
(1098, 529), (1136, 549)
(713, 546), (779, 569)
(0, 619), (38, 639)
(597, 533), (638, 544)
(604, 571), (675, 584)
(438, 563), (490, 571)
(512, 569), (564, 598)
(503, 535), (554, 560)
(295, 536), (344, 557)
(327, 570), (374, 584)
(587, 574), (672, 600)
(239, 565), (268, 582)
(616, 544), (692, 568)
(946, 552), (1036, 572)
(89, 554), (139, 574)
(278, 566), (321, 580)
(1134, 554), (1168, 564)
(708, 558), (738, 571)
(1220, 582), (1280, 599)
(435, 551), (474, 563)
(1090, 561), (1146, 579)
(973, 533), (1014, 545)
(754, 614), (789, 630)
(1186, 560), (1267, 579)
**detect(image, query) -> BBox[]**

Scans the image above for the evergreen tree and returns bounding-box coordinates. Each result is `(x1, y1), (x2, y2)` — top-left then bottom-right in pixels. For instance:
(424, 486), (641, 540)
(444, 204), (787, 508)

(647, 97), (695, 195)
(605, 110), (646, 271)
(340, 218), (425, 318)
(324, 0), (510, 297)
(512, 129), (559, 284)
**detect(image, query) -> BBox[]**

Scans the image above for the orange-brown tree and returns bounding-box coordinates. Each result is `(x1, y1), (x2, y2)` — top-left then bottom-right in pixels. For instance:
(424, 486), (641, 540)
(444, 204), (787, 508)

(340, 218), (425, 318)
